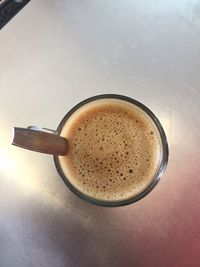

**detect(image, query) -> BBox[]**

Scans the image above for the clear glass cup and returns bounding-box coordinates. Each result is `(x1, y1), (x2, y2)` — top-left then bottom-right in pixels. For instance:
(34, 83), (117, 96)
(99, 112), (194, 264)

(13, 94), (168, 207)
(54, 94), (169, 207)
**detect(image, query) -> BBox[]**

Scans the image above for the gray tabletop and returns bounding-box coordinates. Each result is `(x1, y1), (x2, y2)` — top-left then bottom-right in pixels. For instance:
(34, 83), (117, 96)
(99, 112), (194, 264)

(0, 1), (200, 266)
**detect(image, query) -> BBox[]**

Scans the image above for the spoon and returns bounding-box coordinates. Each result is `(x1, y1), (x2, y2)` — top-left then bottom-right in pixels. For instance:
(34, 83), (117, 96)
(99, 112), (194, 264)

(12, 126), (68, 155)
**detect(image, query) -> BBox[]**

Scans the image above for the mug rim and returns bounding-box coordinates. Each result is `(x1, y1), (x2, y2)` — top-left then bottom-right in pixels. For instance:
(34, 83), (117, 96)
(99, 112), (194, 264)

(54, 94), (169, 207)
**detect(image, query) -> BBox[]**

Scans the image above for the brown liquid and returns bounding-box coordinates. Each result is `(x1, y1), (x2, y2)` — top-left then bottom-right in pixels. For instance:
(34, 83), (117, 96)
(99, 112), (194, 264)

(59, 99), (161, 201)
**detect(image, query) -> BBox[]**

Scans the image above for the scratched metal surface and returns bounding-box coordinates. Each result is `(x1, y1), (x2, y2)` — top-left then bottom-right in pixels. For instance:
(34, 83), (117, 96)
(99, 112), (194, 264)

(0, 1), (200, 266)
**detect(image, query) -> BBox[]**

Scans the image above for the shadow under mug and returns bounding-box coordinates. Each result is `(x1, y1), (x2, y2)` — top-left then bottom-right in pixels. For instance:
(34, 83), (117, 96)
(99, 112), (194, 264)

(12, 94), (169, 207)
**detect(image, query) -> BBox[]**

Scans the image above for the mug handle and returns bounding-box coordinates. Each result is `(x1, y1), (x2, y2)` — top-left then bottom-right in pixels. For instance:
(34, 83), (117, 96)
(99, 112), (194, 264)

(12, 126), (68, 155)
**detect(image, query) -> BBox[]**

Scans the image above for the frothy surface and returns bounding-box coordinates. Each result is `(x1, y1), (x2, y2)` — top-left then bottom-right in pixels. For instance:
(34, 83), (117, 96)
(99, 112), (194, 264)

(59, 99), (161, 201)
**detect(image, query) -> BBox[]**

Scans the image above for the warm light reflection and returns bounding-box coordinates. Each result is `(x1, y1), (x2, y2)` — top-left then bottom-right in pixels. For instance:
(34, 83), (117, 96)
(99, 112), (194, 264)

(158, 111), (181, 148)
(0, 127), (64, 209)
(158, 110), (186, 148)
(0, 136), (39, 192)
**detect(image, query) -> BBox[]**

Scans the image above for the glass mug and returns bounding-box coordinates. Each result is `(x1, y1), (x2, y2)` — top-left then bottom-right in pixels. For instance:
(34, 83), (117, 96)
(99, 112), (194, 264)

(12, 94), (168, 207)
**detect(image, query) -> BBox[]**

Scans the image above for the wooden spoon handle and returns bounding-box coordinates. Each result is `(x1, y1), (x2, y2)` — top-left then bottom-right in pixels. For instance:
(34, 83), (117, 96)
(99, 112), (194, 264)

(12, 127), (68, 155)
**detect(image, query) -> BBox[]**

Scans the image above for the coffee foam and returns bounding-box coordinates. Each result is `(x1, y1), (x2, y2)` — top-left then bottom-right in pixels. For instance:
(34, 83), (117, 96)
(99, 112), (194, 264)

(59, 99), (161, 201)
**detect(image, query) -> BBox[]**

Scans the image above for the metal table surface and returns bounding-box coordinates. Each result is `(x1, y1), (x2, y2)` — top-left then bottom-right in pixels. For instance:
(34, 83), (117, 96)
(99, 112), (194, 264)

(0, 1), (200, 266)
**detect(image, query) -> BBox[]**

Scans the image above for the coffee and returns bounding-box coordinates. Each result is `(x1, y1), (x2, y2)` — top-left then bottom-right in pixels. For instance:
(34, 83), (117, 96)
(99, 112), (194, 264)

(59, 98), (161, 201)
